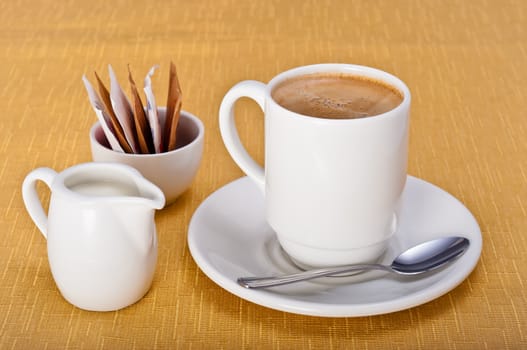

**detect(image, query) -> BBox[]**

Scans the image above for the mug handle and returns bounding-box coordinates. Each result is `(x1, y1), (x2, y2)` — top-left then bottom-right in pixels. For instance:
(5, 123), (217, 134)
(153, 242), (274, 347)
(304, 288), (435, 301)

(219, 80), (267, 193)
(22, 167), (58, 238)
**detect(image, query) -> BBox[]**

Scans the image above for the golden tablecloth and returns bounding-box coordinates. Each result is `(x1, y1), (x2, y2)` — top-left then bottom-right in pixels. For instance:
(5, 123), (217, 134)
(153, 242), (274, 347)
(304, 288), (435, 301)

(1, 0), (525, 348)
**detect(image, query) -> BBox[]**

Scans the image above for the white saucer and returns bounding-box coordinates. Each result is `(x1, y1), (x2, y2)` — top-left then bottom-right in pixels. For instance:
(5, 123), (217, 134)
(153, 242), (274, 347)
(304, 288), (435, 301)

(188, 176), (482, 317)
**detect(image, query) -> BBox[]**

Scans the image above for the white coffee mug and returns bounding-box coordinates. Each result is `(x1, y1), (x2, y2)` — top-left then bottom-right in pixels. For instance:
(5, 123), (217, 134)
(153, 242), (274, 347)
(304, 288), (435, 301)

(219, 64), (411, 267)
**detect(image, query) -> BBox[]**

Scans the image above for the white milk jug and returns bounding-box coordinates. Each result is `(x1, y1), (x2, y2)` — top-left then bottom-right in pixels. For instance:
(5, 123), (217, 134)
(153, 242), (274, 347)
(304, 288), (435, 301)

(22, 162), (165, 311)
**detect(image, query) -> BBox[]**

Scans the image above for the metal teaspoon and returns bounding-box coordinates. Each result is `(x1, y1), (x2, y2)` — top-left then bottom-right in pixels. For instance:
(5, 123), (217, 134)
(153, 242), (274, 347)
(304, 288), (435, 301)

(238, 236), (470, 289)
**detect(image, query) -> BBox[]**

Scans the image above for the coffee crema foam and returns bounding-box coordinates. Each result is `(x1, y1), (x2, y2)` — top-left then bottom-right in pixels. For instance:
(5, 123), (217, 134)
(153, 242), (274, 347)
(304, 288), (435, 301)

(271, 73), (403, 119)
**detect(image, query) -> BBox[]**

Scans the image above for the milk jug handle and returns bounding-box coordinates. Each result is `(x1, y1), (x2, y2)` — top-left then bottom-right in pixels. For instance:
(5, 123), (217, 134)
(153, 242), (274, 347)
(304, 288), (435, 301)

(22, 167), (58, 239)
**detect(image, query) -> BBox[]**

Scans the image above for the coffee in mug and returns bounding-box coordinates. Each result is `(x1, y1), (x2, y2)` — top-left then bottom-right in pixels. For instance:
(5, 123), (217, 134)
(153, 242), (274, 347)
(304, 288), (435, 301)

(271, 72), (403, 119)
(219, 64), (411, 268)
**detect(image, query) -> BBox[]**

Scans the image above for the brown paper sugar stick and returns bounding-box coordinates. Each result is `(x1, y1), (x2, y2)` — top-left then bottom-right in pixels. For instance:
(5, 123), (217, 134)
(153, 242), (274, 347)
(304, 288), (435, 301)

(128, 66), (154, 154)
(166, 95), (182, 152)
(165, 61), (182, 152)
(109, 65), (139, 153)
(94, 71), (133, 153)
(82, 76), (123, 152)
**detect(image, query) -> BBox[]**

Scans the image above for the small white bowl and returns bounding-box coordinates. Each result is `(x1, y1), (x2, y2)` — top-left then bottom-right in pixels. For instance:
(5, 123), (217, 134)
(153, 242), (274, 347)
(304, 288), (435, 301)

(90, 108), (204, 206)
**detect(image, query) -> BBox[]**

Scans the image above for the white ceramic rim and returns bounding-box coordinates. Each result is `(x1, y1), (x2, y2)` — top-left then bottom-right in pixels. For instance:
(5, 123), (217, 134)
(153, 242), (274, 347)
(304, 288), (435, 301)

(50, 162), (164, 206)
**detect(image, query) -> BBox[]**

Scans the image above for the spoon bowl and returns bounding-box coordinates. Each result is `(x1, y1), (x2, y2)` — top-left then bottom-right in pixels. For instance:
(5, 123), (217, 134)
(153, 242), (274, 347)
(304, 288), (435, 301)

(238, 236), (470, 289)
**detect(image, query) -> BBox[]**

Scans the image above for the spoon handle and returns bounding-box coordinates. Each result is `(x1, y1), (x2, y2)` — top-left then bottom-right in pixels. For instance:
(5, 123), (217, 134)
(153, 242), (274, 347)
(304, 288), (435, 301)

(237, 264), (390, 289)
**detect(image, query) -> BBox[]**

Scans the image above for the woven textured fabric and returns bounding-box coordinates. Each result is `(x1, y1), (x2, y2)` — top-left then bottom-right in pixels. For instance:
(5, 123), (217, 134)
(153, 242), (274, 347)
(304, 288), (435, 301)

(1, 0), (526, 348)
